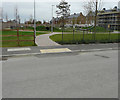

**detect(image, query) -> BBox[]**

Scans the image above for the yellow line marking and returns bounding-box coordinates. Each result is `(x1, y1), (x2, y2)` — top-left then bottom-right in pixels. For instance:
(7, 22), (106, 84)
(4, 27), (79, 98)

(40, 48), (71, 54)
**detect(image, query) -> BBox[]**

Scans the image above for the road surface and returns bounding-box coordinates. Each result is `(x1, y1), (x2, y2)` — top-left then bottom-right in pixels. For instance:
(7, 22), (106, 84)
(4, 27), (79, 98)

(2, 50), (118, 98)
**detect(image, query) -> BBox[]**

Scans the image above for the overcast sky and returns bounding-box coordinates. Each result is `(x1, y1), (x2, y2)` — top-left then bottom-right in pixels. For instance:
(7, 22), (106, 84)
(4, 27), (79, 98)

(2, 0), (120, 23)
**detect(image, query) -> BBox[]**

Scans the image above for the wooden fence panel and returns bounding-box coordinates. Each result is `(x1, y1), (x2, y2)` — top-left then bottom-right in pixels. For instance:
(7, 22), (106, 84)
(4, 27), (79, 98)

(1, 33), (35, 46)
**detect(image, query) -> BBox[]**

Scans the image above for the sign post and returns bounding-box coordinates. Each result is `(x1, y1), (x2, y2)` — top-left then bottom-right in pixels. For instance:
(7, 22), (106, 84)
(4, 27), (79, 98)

(73, 25), (75, 41)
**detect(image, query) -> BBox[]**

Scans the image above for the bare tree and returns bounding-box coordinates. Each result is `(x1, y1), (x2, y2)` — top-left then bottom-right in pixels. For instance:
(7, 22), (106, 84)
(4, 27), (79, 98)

(83, 0), (103, 15)
(15, 6), (20, 45)
(0, 7), (3, 31)
(83, 0), (103, 41)
(5, 13), (8, 22)
(29, 14), (33, 24)
(18, 15), (20, 24)
(15, 6), (19, 26)
(0, 7), (3, 22)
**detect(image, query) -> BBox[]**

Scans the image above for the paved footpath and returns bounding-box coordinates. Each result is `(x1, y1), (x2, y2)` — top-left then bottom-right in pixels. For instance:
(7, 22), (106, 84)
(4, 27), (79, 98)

(35, 32), (61, 46)
(1, 43), (119, 58)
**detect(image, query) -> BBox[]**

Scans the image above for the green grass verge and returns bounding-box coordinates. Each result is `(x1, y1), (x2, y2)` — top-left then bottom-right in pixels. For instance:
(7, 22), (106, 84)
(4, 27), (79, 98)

(0, 30), (49, 47)
(81, 26), (110, 32)
(50, 33), (120, 44)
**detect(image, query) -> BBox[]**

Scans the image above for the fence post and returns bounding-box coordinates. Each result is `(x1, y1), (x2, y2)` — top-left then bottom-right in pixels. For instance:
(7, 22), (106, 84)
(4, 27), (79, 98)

(87, 29), (88, 34)
(62, 29), (63, 44)
(92, 29), (94, 42)
(109, 29), (111, 41)
(17, 27), (19, 46)
(94, 30), (96, 42)
(73, 29), (74, 42)
(83, 30), (84, 43)
(34, 29), (36, 45)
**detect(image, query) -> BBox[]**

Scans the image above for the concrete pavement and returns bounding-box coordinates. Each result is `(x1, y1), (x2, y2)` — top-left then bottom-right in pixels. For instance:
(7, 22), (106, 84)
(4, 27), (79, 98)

(1, 43), (119, 58)
(35, 32), (61, 46)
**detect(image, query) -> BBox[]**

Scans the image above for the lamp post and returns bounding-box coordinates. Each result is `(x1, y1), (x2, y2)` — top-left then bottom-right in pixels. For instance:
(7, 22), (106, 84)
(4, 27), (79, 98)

(94, 0), (98, 42)
(51, 5), (54, 33)
(34, 0), (36, 45)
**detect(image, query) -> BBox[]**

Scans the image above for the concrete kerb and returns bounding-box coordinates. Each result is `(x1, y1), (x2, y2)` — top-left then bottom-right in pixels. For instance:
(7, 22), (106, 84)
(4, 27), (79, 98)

(1, 47), (118, 59)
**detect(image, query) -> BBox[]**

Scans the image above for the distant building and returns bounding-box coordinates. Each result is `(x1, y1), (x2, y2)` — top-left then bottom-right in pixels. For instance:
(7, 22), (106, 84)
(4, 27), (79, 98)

(2, 20), (16, 29)
(53, 12), (94, 27)
(66, 13), (86, 25)
(98, 6), (120, 31)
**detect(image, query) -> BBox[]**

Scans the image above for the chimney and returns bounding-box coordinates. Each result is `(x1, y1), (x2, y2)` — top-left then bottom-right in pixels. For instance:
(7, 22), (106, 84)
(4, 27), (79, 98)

(103, 8), (106, 10)
(114, 6), (117, 9)
(74, 13), (76, 15)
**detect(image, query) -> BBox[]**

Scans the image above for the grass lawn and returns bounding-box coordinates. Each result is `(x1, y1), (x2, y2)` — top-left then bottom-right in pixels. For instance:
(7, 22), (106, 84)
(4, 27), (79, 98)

(0, 30), (49, 47)
(50, 33), (119, 44)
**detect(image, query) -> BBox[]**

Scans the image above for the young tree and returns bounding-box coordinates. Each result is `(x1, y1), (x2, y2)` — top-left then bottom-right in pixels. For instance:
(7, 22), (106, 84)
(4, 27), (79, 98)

(29, 14), (33, 24)
(15, 6), (21, 26)
(56, 0), (70, 43)
(56, 0), (70, 25)
(43, 20), (46, 25)
(36, 21), (42, 25)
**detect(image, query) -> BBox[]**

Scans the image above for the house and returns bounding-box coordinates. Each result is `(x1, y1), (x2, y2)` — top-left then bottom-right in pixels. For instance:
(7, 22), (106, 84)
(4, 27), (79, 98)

(67, 12), (86, 25)
(86, 11), (95, 26)
(53, 12), (94, 28)
(53, 12), (86, 27)
(2, 20), (16, 29)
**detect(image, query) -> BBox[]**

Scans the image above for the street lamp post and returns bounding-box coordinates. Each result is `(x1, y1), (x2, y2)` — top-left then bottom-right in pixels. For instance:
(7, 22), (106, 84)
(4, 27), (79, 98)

(34, 0), (36, 45)
(94, 0), (98, 42)
(51, 5), (54, 33)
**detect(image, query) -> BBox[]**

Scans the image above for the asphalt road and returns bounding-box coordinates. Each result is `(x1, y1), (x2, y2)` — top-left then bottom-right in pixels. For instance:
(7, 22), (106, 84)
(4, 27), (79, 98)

(2, 50), (118, 98)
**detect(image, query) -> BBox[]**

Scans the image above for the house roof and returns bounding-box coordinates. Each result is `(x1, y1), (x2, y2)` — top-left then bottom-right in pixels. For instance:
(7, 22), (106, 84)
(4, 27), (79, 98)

(98, 6), (120, 15)
(68, 13), (80, 18)
(86, 11), (95, 17)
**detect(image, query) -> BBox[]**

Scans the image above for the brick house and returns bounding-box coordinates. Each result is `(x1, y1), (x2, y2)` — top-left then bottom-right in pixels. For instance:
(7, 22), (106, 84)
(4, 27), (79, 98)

(53, 12), (94, 27)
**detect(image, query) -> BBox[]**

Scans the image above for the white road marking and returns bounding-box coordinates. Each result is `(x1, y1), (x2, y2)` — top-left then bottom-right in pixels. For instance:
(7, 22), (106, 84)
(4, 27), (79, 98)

(40, 48), (71, 54)
(7, 48), (31, 52)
